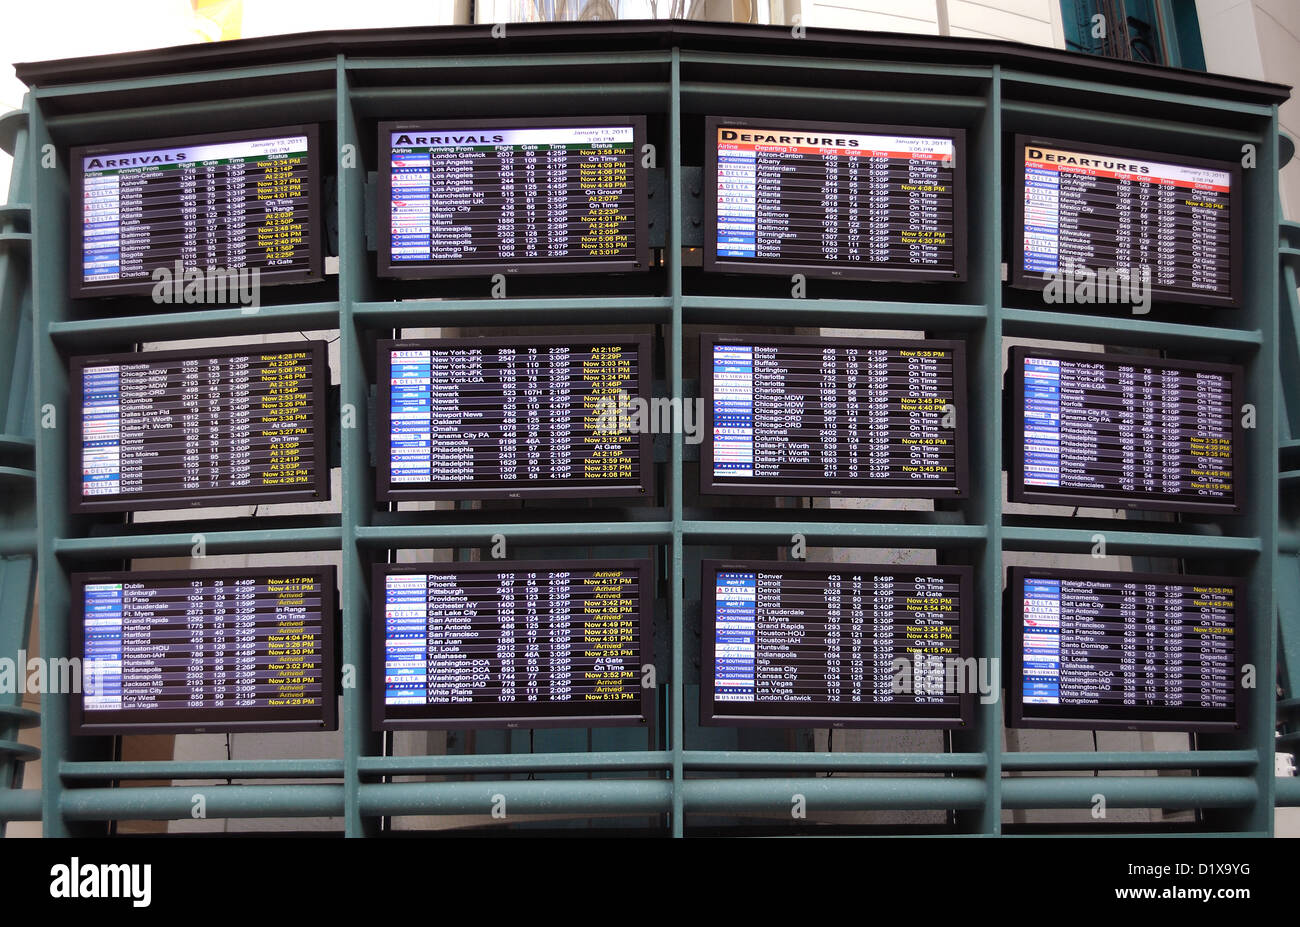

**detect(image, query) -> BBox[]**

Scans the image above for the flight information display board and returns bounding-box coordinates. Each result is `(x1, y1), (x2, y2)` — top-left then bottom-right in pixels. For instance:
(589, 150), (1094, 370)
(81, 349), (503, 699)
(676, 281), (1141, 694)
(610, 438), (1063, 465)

(1008, 346), (1241, 514)
(704, 116), (966, 281)
(373, 560), (652, 730)
(1009, 567), (1240, 731)
(71, 566), (337, 734)
(702, 560), (972, 728)
(702, 334), (966, 498)
(72, 124), (322, 298)
(70, 341), (329, 513)
(1012, 135), (1240, 307)
(378, 334), (652, 501)
(379, 116), (650, 278)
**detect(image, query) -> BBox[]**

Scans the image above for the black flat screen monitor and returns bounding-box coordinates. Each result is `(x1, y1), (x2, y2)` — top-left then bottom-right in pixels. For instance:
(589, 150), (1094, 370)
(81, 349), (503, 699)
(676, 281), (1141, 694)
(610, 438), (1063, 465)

(1008, 345), (1241, 514)
(72, 124), (322, 298)
(702, 559), (972, 728)
(378, 334), (653, 501)
(70, 340), (330, 512)
(374, 559), (653, 730)
(704, 116), (966, 281)
(378, 116), (650, 278)
(1008, 566), (1241, 731)
(701, 333), (967, 498)
(1011, 134), (1240, 307)
(72, 565), (337, 734)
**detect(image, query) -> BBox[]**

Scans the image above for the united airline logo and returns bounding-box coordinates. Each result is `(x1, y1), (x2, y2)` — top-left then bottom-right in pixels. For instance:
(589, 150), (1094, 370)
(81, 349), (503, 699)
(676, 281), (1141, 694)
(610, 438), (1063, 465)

(393, 133), (505, 145)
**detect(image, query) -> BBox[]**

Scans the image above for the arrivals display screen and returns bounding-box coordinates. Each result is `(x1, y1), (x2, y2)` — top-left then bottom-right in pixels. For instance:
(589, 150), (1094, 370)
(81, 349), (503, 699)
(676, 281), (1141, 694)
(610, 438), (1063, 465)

(702, 334), (966, 498)
(704, 116), (966, 281)
(70, 341), (329, 512)
(1012, 135), (1240, 307)
(378, 335), (652, 501)
(71, 566), (337, 734)
(702, 560), (972, 728)
(1009, 567), (1240, 731)
(1008, 346), (1241, 514)
(378, 117), (650, 278)
(72, 124), (322, 298)
(373, 560), (652, 730)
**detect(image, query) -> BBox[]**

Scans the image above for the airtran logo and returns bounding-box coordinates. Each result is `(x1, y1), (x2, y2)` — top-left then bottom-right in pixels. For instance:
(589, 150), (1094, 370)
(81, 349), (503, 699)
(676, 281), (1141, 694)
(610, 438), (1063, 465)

(394, 133), (505, 145)
(50, 858), (152, 908)
(86, 153), (187, 169)
(1027, 147), (1150, 174)
(720, 129), (861, 148)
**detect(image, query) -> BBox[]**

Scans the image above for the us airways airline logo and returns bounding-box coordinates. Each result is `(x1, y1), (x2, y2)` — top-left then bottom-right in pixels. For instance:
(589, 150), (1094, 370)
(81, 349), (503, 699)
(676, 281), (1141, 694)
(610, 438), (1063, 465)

(85, 153), (187, 169)
(50, 858), (152, 908)
(393, 133), (505, 146)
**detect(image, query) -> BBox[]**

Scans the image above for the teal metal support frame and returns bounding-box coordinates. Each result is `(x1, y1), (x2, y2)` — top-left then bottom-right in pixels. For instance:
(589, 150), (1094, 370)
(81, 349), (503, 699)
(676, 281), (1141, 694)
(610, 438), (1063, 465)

(0, 20), (1294, 836)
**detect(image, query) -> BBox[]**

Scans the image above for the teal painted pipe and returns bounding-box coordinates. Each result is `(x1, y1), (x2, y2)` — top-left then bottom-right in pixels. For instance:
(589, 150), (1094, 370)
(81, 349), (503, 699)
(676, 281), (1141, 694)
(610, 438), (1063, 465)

(1276, 777), (1300, 806)
(357, 779), (672, 817)
(680, 83), (984, 112)
(681, 777), (986, 812)
(0, 788), (40, 822)
(1002, 526), (1259, 558)
(46, 91), (337, 134)
(683, 751), (985, 772)
(1002, 751), (1257, 771)
(1002, 307), (1262, 352)
(48, 302), (341, 348)
(60, 759), (346, 781)
(1001, 777), (1257, 809)
(355, 521), (673, 549)
(683, 520), (984, 547)
(347, 51), (673, 70)
(358, 751), (672, 776)
(61, 785), (346, 821)
(54, 526), (342, 560)
(681, 295), (986, 329)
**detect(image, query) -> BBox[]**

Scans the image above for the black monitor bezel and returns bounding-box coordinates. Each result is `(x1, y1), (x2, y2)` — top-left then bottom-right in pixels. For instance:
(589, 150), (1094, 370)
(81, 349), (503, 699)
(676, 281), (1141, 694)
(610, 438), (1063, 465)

(70, 564), (339, 735)
(1006, 565), (1243, 732)
(376, 333), (655, 502)
(376, 115), (651, 279)
(68, 339), (331, 513)
(1009, 133), (1243, 309)
(702, 115), (968, 283)
(69, 123), (324, 299)
(699, 332), (969, 499)
(700, 558), (974, 729)
(371, 558), (655, 731)
(1006, 344), (1243, 515)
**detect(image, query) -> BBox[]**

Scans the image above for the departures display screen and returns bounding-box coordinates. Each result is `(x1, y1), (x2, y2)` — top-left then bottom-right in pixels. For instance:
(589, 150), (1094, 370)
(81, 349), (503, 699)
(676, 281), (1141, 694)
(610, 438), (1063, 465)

(71, 341), (329, 512)
(702, 334), (966, 498)
(72, 125), (321, 298)
(379, 117), (649, 278)
(373, 560), (652, 729)
(705, 116), (965, 281)
(72, 566), (337, 734)
(1013, 135), (1239, 307)
(1009, 346), (1240, 514)
(378, 335), (652, 501)
(702, 560), (972, 728)
(1009, 567), (1239, 731)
